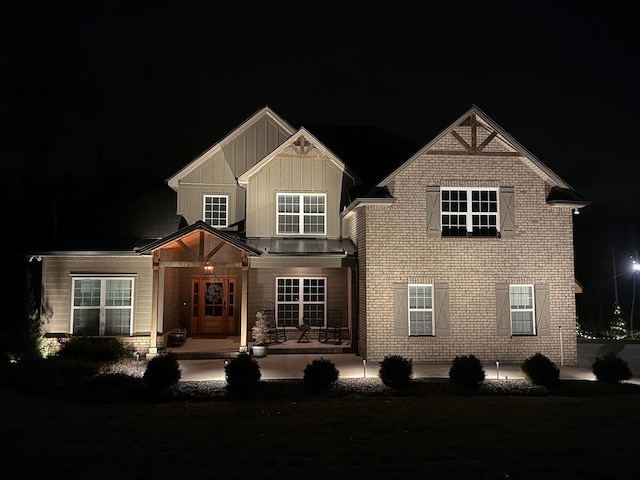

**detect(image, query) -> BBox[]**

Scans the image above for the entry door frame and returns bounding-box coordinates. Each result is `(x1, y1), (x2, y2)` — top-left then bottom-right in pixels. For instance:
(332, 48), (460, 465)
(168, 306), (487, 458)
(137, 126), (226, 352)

(190, 277), (236, 336)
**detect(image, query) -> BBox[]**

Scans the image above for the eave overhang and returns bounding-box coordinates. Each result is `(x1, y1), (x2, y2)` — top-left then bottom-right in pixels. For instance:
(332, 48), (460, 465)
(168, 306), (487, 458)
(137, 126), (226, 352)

(138, 220), (262, 256)
(546, 186), (590, 209)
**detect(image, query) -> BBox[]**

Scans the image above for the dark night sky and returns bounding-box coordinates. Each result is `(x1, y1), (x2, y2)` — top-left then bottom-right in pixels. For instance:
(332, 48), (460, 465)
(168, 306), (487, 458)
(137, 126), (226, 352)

(2, 0), (640, 329)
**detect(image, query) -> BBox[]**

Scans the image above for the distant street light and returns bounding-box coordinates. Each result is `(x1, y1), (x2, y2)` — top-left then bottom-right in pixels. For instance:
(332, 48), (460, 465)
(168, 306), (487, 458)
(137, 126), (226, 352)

(630, 258), (640, 335)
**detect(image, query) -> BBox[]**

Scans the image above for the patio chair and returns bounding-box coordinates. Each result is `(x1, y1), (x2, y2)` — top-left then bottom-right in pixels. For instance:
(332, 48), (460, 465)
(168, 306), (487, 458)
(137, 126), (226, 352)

(264, 309), (286, 343)
(318, 308), (343, 344)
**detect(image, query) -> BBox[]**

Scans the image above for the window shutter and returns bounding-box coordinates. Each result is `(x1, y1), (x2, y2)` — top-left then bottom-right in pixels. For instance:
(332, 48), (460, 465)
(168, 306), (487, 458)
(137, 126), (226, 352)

(434, 283), (450, 336)
(394, 283), (408, 336)
(499, 186), (515, 238)
(426, 186), (441, 237)
(496, 283), (511, 336)
(535, 283), (551, 336)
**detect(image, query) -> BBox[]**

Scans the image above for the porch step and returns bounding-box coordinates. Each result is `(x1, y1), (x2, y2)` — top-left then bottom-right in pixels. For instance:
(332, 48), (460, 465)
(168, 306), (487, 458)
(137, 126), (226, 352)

(266, 345), (357, 355)
(167, 346), (356, 359)
(168, 351), (240, 360)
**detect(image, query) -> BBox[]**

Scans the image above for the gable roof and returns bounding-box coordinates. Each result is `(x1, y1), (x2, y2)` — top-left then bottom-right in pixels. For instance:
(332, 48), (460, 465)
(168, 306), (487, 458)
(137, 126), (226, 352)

(377, 105), (580, 192)
(138, 220), (262, 256)
(236, 127), (351, 185)
(166, 106), (296, 190)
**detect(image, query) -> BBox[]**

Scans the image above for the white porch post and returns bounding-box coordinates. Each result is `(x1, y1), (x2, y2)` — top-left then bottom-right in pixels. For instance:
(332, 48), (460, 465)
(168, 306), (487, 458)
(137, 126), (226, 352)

(240, 264), (249, 353)
(148, 256), (160, 357)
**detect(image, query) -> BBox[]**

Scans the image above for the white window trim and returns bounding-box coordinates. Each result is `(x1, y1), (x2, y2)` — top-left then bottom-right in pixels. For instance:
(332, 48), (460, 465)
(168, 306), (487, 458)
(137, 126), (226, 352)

(441, 187), (500, 235)
(275, 277), (327, 326)
(70, 277), (135, 336)
(509, 284), (536, 335)
(276, 192), (326, 235)
(203, 194), (229, 227)
(408, 283), (434, 336)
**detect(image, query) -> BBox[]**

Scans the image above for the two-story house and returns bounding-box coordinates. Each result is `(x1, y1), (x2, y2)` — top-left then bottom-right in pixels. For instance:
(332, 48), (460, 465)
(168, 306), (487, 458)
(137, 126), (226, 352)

(33, 105), (587, 365)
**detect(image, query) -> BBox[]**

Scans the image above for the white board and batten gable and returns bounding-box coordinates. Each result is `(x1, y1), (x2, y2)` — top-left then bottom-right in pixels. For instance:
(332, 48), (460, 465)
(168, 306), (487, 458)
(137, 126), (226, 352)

(238, 128), (356, 238)
(166, 107), (296, 226)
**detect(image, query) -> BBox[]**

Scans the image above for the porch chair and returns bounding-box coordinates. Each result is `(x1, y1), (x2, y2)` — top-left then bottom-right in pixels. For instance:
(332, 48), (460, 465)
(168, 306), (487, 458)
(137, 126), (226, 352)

(318, 308), (343, 344)
(264, 309), (286, 343)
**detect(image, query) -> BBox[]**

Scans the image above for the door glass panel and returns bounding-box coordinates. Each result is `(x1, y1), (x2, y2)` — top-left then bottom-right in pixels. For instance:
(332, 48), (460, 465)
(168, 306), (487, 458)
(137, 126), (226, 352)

(228, 282), (234, 316)
(205, 281), (223, 316)
(193, 282), (199, 316)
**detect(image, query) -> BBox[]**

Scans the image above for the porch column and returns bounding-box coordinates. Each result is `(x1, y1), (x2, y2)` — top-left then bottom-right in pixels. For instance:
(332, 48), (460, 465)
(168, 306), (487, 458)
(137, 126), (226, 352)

(239, 265), (249, 353)
(149, 258), (160, 357)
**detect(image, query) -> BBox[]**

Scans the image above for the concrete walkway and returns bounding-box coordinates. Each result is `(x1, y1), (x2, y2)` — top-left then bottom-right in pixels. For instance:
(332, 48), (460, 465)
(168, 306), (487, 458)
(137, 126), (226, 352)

(177, 341), (640, 383)
(178, 353), (607, 382)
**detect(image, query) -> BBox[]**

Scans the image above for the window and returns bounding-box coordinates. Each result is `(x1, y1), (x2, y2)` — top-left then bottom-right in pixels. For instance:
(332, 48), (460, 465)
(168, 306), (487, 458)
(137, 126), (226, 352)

(510, 284), (535, 335)
(71, 278), (134, 336)
(408, 284), (434, 335)
(277, 193), (326, 235)
(441, 188), (498, 237)
(204, 195), (228, 227)
(276, 277), (326, 327)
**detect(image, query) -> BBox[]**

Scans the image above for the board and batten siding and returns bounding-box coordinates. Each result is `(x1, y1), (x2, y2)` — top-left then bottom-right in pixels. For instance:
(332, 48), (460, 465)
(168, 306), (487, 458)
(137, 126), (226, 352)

(245, 153), (345, 238)
(246, 267), (348, 328)
(41, 256), (154, 335)
(176, 115), (291, 226)
(176, 152), (241, 226)
(220, 115), (292, 176)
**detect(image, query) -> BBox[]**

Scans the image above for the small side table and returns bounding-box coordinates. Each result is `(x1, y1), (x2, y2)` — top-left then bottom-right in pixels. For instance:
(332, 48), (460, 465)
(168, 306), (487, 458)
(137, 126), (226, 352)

(297, 324), (311, 343)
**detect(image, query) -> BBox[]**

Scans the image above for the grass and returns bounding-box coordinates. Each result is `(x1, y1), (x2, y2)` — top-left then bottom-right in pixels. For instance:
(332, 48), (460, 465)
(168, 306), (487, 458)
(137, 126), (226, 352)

(1, 360), (639, 479)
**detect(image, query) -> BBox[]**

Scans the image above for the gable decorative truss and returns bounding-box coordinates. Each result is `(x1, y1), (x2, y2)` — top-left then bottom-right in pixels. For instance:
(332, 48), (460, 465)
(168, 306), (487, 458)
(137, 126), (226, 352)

(238, 128), (351, 185)
(427, 111), (522, 157)
(377, 106), (586, 201)
(292, 134), (313, 154)
(138, 220), (262, 258)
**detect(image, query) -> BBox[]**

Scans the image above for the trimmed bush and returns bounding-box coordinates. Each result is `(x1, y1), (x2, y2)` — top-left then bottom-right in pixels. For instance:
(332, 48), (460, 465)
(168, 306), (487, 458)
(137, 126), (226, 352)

(225, 353), (261, 397)
(592, 352), (632, 384)
(143, 353), (181, 390)
(521, 352), (560, 388)
(303, 358), (339, 392)
(57, 337), (130, 363)
(379, 355), (413, 389)
(449, 355), (485, 390)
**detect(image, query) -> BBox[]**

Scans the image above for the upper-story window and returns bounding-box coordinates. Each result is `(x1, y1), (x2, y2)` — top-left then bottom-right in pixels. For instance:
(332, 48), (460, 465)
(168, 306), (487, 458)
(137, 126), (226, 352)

(277, 193), (326, 235)
(441, 187), (498, 237)
(204, 195), (228, 227)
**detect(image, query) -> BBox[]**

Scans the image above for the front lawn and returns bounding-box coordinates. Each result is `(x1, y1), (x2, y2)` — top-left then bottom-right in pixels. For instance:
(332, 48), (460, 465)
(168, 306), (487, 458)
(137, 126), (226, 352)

(1, 359), (639, 479)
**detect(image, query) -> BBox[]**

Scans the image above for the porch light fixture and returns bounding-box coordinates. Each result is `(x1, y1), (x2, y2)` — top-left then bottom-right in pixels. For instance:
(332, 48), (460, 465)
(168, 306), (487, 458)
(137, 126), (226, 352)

(204, 262), (214, 274)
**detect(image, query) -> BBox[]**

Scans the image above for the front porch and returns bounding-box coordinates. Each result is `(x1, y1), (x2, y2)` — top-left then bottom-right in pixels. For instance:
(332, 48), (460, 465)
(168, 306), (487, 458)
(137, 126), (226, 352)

(163, 333), (355, 359)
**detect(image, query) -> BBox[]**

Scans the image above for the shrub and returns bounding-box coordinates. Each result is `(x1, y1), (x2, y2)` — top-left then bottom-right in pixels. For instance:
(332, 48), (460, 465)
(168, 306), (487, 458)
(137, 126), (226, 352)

(143, 352), (181, 390)
(378, 355), (413, 389)
(303, 358), (339, 392)
(592, 352), (632, 384)
(2, 356), (101, 395)
(449, 355), (485, 390)
(57, 337), (130, 363)
(521, 352), (560, 388)
(225, 353), (261, 397)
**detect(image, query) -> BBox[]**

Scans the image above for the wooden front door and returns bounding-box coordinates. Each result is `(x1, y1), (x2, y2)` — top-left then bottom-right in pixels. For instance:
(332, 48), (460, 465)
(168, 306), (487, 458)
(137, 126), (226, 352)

(191, 278), (236, 336)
